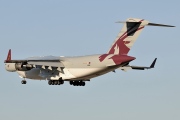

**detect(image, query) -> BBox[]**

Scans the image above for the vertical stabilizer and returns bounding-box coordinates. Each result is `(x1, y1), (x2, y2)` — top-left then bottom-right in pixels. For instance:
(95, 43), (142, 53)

(108, 18), (149, 55)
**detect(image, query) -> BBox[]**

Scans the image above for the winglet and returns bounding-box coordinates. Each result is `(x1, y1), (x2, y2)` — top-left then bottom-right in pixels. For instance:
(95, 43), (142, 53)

(5, 49), (11, 63)
(150, 58), (157, 68)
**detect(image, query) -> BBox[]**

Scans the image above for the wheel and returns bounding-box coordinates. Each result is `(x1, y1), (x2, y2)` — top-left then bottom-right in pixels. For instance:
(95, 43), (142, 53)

(60, 80), (64, 84)
(80, 81), (83, 86)
(21, 80), (26, 84)
(57, 81), (61, 85)
(82, 82), (85, 86)
(54, 81), (58, 85)
(73, 82), (77, 86)
(69, 81), (73, 85)
(78, 81), (81, 86)
(48, 80), (52, 85)
(24, 81), (27, 84)
(51, 81), (54, 85)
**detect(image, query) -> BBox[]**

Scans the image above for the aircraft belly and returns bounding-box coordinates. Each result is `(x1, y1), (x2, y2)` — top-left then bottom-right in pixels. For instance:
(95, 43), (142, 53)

(67, 68), (106, 78)
(17, 68), (44, 80)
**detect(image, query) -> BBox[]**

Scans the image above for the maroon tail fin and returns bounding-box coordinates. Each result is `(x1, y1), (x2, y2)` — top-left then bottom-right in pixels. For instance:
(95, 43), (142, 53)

(107, 18), (149, 55)
(5, 49), (11, 62)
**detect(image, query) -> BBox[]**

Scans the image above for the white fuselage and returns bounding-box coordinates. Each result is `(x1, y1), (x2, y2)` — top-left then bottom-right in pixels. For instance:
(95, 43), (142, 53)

(16, 54), (122, 81)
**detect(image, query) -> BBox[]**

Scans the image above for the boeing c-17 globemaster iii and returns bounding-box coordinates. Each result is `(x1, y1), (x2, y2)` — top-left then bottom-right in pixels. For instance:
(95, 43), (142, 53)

(4, 18), (174, 86)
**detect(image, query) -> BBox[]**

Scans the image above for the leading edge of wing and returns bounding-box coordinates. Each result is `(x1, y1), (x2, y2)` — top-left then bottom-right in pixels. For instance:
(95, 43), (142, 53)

(4, 49), (63, 63)
(4, 59), (61, 63)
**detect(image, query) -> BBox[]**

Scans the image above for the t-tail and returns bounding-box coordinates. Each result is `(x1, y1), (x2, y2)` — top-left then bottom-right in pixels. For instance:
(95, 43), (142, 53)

(108, 18), (175, 55)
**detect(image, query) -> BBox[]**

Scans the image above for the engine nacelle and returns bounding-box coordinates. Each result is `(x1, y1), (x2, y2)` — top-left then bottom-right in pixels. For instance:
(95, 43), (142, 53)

(5, 63), (33, 72)
(5, 63), (16, 72)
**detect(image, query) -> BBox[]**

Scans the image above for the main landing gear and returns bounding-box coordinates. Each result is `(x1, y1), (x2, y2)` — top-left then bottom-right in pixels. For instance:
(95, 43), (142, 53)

(48, 80), (64, 85)
(69, 81), (85, 86)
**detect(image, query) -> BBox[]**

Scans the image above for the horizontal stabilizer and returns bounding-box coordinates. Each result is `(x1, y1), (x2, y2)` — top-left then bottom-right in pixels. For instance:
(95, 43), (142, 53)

(119, 58), (157, 71)
(110, 18), (175, 55)
(148, 23), (175, 27)
(115, 21), (175, 27)
(131, 58), (157, 70)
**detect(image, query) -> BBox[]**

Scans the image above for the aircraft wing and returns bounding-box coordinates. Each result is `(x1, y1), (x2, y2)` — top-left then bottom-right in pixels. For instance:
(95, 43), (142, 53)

(5, 59), (65, 70)
(119, 58), (157, 71)
(5, 59), (61, 63)
(4, 49), (65, 71)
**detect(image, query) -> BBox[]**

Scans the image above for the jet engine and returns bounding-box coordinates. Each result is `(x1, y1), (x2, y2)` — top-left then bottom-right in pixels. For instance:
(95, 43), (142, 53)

(5, 62), (33, 72)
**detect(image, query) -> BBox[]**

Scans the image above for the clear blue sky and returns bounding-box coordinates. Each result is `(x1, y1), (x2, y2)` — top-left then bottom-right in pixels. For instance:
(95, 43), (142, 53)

(0, 0), (180, 120)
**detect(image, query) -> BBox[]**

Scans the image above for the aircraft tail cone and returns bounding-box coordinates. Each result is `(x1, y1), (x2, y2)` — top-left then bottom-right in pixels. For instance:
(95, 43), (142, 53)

(110, 55), (136, 65)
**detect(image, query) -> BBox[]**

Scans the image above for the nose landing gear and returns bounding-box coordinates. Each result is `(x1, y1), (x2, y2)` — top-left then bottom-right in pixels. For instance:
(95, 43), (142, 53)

(21, 79), (27, 84)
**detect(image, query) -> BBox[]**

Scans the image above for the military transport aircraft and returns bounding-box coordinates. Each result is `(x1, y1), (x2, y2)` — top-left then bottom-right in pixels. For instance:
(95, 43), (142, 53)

(4, 18), (174, 86)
